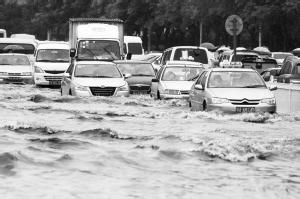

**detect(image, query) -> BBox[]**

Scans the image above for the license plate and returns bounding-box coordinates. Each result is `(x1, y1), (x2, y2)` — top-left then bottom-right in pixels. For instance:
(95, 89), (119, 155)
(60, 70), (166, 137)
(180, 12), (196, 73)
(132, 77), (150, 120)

(236, 107), (255, 113)
(49, 81), (61, 85)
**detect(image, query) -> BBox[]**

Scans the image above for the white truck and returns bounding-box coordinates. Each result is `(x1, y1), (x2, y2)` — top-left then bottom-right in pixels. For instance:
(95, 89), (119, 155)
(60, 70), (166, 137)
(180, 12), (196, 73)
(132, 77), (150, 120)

(69, 18), (124, 61)
(124, 36), (144, 60)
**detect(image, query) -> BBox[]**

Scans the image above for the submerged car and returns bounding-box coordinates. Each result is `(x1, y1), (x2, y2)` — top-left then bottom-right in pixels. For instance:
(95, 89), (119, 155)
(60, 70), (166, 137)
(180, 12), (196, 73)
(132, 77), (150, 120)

(151, 61), (204, 99)
(115, 60), (156, 94)
(0, 53), (34, 84)
(34, 41), (70, 86)
(189, 68), (277, 113)
(61, 61), (129, 97)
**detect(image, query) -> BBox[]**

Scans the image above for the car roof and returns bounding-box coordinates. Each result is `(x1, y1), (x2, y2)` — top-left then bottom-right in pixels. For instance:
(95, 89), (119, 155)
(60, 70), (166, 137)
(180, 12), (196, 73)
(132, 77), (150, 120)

(209, 68), (255, 72)
(164, 46), (208, 51)
(222, 50), (258, 56)
(37, 42), (70, 50)
(0, 38), (37, 46)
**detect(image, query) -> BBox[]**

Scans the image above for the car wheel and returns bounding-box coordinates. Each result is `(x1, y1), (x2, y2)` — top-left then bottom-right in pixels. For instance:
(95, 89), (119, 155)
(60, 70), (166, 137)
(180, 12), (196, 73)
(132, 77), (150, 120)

(203, 101), (207, 111)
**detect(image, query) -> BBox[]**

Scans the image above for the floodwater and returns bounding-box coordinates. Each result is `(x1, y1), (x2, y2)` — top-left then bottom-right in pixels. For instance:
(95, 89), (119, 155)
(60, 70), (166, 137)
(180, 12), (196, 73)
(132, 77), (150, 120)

(0, 84), (299, 199)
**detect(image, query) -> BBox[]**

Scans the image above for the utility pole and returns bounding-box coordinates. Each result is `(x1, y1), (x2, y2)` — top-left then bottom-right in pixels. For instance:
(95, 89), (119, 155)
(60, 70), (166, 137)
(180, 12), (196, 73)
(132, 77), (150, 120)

(258, 23), (262, 47)
(199, 20), (203, 45)
(147, 25), (151, 53)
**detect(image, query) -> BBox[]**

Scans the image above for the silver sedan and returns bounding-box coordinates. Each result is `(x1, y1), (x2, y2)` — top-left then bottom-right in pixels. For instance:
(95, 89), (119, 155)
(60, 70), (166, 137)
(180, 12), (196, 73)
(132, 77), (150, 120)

(189, 68), (277, 113)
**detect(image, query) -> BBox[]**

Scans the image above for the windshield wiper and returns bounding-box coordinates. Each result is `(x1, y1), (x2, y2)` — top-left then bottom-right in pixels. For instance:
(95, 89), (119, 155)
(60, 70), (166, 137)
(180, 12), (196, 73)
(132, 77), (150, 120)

(242, 85), (265, 88)
(37, 60), (53, 62)
(75, 75), (93, 78)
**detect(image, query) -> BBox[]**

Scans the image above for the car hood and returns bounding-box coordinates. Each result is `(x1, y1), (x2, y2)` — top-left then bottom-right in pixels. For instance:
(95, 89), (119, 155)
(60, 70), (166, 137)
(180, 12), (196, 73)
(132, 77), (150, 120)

(162, 81), (194, 91)
(208, 88), (274, 100)
(126, 76), (154, 86)
(74, 77), (126, 87)
(0, 65), (32, 73)
(35, 62), (70, 71)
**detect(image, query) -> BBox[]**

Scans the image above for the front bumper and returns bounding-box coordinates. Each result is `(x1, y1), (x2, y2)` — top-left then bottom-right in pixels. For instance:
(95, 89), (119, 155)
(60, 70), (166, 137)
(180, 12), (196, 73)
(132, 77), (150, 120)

(34, 73), (63, 86)
(208, 103), (276, 113)
(73, 88), (129, 97)
(0, 75), (34, 84)
(160, 93), (189, 99)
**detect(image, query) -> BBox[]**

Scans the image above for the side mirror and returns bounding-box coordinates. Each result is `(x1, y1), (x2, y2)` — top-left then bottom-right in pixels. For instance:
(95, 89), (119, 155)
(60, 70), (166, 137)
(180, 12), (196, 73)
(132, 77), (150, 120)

(70, 49), (76, 58)
(124, 73), (132, 79)
(151, 78), (159, 83)
(269, 85), (277, 91)
(195, 84), (204, 90)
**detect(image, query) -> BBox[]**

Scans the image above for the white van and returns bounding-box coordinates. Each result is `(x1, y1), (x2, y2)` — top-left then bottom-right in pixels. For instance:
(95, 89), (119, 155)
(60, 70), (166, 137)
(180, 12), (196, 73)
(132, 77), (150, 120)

(124, 36), (144, 60)
(0, 37), (37, 63)
(34, 41), (70, 86)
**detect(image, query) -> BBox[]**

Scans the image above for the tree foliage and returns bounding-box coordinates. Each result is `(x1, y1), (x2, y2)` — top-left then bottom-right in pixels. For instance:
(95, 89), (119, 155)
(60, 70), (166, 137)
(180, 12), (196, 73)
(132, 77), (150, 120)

(0, 0), (299, 51)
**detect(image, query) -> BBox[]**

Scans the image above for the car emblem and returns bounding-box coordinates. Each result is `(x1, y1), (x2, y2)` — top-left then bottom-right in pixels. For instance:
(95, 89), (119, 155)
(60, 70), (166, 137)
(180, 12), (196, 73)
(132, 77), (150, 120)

(100, 85), (105, 88)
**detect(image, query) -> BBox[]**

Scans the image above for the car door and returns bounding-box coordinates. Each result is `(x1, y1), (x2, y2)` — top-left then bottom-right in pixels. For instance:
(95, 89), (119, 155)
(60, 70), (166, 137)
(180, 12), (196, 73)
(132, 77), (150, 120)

(279, 61), (292, 83)
(61, 63), (74, 95)
(190, 71), (208, 110)
(151, 66), (164, 98)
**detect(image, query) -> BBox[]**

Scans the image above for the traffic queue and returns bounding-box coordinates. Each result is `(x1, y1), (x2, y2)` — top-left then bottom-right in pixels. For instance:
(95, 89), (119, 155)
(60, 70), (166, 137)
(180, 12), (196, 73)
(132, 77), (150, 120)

(0, 19), (299, 114)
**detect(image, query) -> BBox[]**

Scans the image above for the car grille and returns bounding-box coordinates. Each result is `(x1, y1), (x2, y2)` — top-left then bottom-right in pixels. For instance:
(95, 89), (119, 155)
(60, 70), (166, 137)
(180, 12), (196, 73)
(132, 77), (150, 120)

(180, 90), (190, 95)
(90, 87), (116, 96)
(130, 85), (150, 94)
(44, 70), (65, 74)
(44, 76), (63, 81)
(230, 99), (260, 105)
(8, 73), (21, 76)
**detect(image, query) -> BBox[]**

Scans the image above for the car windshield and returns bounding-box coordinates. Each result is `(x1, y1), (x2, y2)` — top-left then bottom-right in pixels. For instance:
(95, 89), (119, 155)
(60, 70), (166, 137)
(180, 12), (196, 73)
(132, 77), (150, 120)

(173, 48), (208, 64)
(0, 43), (35, 54)
(77, 40), (120, 60)
(117, 63), (155, 76)
(36, 49), (69, 62)
(0, 55), (30, 65)
(273, 53), (292, 59)
(208, 71), (266, 88)
(162, 66), (204, 81)
(74, 64), (122, 78)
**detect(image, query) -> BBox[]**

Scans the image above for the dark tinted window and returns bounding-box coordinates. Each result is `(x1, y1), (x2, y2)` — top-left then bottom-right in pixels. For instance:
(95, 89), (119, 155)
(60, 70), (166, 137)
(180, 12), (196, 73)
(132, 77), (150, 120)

(127, 43), (143, 54)
(174, 48), (208, 64)
(0, 43), (35, 54)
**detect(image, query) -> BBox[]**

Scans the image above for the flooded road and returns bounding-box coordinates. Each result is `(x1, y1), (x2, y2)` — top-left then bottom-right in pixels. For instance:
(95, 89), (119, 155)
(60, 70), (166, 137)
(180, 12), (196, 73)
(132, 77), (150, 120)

(0, 84), (299, 199)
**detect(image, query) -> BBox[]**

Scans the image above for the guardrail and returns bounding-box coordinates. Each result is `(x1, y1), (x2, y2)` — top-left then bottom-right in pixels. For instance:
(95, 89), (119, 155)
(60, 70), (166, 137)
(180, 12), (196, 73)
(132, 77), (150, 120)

(267, 81), (300, 114)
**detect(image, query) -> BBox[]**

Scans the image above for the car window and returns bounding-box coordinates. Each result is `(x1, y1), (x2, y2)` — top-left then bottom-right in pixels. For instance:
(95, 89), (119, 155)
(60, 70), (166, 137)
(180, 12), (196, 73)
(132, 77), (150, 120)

(117, 63), (155, 76)
(284, 62), (292, 74)
(196, 71), (207, 84)
(161, 67), (203, 81)
(294, 64), (300, 74)
(74, 64), (122, 78)
(201, 72), (209, 88)
(66, 63), (74, 75)
(0, 55), (30, 65)
(156, 67), (164, 79)
(173, 48), (208, 64)
(162, 50), (171, 65)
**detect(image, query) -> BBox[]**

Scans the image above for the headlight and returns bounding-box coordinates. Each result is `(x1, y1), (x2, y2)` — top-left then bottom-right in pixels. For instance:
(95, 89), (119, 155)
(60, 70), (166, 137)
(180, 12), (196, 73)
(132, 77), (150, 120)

(165, 89), (180, 95)
(34, 66), (44, 73)
(74, 85), (89, 91)
(0, 72), (8, 76)
(22, 72), (32, 76)
(261, 98), (276, 105)
(211, 97), (230, 104)
(118, 83), (129, 91)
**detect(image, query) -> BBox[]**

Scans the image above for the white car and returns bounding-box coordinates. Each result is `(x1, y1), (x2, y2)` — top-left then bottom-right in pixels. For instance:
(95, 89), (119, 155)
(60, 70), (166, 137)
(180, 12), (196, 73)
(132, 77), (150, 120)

(0, 53), (34, 84)
(61, 61), (129, 97)
(34, 42), (70, 86)
(189, 68), (277, 113)
(150, 61), (204, 99)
